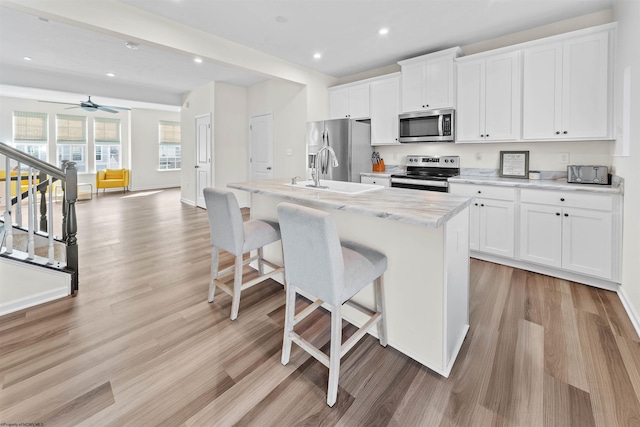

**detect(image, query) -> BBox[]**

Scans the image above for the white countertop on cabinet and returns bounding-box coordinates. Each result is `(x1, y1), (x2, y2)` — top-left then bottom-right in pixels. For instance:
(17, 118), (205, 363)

(449, 175), (623, 194)
(228, 179), (472, 228)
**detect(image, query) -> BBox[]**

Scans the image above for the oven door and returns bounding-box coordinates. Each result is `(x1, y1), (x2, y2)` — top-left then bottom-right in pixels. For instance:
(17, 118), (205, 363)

(390, 177), (449, 192)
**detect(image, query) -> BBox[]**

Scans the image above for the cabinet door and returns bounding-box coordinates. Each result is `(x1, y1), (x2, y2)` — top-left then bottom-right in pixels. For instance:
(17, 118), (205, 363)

(456, 59), (485, 142)
(485, 51), (521, 141)
(370, 77), (400, 145)
(329, 87), (349, 119)
(478, 199), (515, 258)
(562, 207), (612, 279)
(519, 203), (562, 268)
(348, 84), (370, 119)
(562, 32), (609, 139)
(401, 62), (425, 112)
(522, 42), (563, 140)
(425, 55), (455, 109)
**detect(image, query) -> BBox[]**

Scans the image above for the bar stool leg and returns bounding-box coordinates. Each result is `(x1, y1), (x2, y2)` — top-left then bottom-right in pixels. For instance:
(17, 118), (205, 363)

(374, 275), (388, 347)
(230, 255), (244, 320)
(327, 304), (342, 407)
(281, 284), (296, 365)
(208, 247), (220, 303)
(257, 247), (265, 276)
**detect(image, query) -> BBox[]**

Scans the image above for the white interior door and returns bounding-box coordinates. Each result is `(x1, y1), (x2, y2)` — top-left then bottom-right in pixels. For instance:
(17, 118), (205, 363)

(250, 113), (274, 180)
(195, 114), (211, 208)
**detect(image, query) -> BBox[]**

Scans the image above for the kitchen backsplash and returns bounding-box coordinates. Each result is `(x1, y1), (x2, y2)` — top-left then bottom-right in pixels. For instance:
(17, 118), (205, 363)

(375, 139), (615, 172)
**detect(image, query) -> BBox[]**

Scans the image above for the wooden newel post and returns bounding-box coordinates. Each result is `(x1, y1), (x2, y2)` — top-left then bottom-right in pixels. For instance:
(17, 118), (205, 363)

(64, 161), (79, 294)
(39, 171), (48, 232)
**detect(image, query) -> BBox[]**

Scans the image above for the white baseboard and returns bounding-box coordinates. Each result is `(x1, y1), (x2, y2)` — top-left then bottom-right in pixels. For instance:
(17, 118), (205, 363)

(180, 198), (196, 207)
(0, 286), (69, 316)
(618, 287), (640, 339)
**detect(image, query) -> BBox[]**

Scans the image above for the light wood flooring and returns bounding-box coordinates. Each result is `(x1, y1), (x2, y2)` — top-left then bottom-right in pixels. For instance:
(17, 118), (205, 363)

(1, 188), (639, 426)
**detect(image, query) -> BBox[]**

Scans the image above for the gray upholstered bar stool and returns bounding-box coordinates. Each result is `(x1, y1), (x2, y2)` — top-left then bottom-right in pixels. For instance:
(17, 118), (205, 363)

(204, 188), (284, 320)
(277, 202), (388, 407)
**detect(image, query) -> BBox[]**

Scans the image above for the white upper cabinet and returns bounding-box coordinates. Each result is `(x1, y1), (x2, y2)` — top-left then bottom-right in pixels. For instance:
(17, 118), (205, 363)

(399, 47), (462, 113)
(370, 74), (400, 145)
(329, 82), (370, 119)
(522, 31), (611, 140)
(456, 51), (521, 142)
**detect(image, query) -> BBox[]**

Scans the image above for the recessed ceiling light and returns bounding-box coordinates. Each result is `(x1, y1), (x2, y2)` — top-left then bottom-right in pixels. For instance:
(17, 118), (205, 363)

(194, 57), (203, 64)
(275, 15), (288, 24)
(125, 41), (139, 50)
(24, 56), (32, 61)
(106, 73), (115, 77)
(313, 53), (322, 59)
(379, 28), (389, 35)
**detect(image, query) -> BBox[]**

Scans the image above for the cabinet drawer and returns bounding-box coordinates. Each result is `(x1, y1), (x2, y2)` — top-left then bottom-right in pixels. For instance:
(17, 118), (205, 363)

(449, 183), (516, 201)
(361, 175), (390, 188)
(520, 189), (612, 211)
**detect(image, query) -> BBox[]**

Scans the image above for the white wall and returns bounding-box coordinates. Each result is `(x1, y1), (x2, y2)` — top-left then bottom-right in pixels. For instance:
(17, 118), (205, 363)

(180, 82), (215, 204)
(129, 108), (180, 191)
(612, 0), (640, 330)
(248, 79), (308, 182)
(213, 82), (249, 206)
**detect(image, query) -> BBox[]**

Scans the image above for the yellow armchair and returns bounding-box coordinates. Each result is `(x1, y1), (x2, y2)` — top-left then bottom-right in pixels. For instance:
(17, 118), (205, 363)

(96, 168), (130, 195)
(0, 170), (40, 197)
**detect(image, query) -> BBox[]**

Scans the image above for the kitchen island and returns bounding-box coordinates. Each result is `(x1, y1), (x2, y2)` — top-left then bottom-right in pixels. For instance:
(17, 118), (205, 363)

(228, 179), (472, 377)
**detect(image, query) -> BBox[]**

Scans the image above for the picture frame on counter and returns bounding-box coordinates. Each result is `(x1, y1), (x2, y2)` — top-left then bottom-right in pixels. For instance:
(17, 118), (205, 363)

(499, 151), (529, 179)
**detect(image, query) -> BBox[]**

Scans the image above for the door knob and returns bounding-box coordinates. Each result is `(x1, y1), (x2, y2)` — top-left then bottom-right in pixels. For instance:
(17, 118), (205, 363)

(195, 165), (200, 168)
(267, 167), (272, 170)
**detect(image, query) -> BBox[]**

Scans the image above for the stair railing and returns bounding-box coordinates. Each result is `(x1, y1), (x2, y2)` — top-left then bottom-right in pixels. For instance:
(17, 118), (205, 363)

(0, 141), (79, 294)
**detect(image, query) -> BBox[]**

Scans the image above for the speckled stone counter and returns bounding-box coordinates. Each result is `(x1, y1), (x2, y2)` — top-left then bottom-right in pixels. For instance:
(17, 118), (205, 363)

(229, 178), (471, 376)
(449, 175), (623, 194)
(228, 179), (472, 228)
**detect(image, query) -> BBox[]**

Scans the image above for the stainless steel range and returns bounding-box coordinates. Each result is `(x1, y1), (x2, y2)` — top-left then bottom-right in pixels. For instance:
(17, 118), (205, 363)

(391, 155), (460, 192)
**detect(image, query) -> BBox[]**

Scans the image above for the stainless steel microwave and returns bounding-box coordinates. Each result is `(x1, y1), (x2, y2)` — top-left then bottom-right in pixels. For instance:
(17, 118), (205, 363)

(398, 108), (455, 143)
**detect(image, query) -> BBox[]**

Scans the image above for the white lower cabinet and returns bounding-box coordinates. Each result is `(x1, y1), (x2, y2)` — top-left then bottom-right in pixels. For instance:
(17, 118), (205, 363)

(361, 175), (390, 188)
(450, 184), (515, 258)
(520, 189), (613, 279)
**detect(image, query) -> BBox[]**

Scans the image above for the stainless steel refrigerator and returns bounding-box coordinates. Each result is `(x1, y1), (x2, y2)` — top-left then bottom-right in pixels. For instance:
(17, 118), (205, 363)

(306, 118), (371, 182)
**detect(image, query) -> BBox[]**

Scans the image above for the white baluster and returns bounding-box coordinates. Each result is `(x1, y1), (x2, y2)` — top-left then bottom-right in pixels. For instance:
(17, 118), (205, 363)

(27, 167), (35, 259)
(15, 162), (22, 227)
(48, 178), (54, 264)
(4, 157), (13, 254)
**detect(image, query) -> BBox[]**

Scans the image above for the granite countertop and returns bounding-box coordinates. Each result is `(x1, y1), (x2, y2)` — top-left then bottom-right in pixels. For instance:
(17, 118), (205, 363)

(228, 179), (472, 228)
(449, 175), (624, 195)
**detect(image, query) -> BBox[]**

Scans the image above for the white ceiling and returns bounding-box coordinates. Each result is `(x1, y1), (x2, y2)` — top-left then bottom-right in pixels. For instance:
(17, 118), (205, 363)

(0, 0), (612, 108)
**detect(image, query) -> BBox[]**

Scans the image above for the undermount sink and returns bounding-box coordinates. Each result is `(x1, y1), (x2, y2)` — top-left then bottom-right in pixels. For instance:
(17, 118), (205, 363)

(284, 179), (384, 195)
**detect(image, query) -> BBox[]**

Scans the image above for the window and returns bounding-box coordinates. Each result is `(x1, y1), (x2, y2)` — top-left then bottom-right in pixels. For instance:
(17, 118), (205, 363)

(94, 117), (121, 171)
(56, 114), (87, 172)
(159, 120), (181, 170)
(12, 111), (48, 161)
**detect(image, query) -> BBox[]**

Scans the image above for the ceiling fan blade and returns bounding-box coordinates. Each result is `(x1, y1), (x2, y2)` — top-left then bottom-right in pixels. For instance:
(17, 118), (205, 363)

(102, 105), (131, 111)
(65, 106), (80, 110)
(39, 100), (78, 106)
(97, 106), (119, 114)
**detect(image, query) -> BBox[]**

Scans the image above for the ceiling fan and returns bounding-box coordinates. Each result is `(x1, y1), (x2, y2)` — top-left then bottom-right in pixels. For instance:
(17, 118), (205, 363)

(39, 96), (131, 114)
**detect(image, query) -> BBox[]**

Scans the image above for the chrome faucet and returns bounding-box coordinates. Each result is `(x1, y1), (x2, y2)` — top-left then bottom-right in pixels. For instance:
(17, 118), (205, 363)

(309, 143), (339, 188)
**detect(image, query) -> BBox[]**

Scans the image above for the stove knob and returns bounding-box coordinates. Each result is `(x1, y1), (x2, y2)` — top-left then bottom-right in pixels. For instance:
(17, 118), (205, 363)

(444, 159), (449, 163)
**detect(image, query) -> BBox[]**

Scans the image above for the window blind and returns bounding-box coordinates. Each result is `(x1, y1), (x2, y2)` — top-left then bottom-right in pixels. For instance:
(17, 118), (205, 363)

(13, 111), (48, 142)
(57, 114), (87, 144)
(159, 121), (181, 145)
(94, 117), (121, 144)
